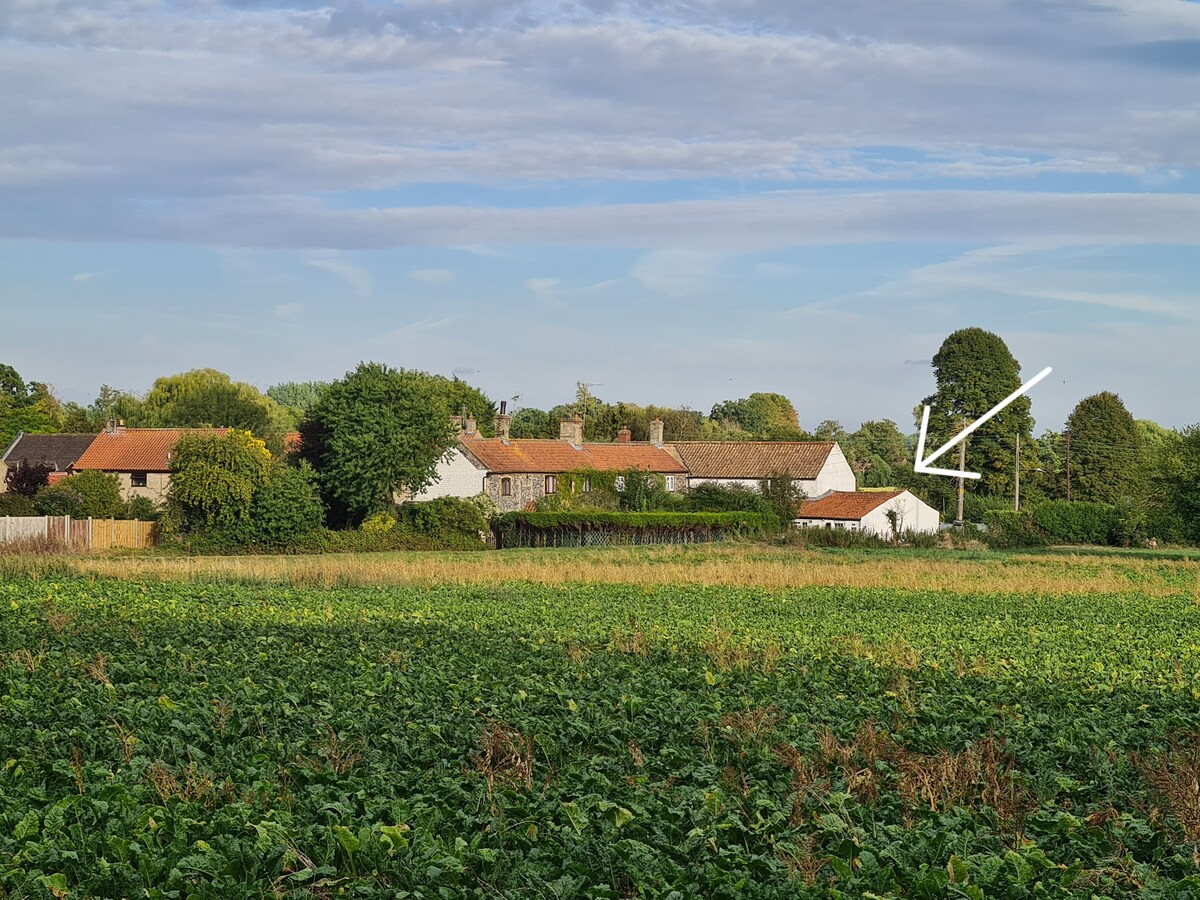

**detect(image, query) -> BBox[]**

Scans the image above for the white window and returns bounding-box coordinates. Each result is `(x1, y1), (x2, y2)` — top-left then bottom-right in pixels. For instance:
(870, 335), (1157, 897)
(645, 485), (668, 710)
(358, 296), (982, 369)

(544, 475), (557, 494)
(665, 475), (676, 491)
(615, 476), (626, 492)
(582, 476), (591, 493)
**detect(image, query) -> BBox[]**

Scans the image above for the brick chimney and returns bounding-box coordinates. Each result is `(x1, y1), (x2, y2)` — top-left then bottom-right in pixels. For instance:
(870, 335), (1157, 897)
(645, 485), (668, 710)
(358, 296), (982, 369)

(617, 425), (632, 443)
(649, 417), (664, 447)
(560, 414), (584, 445)
(464, 415), (477, 437)
(494, 400), (511, 441)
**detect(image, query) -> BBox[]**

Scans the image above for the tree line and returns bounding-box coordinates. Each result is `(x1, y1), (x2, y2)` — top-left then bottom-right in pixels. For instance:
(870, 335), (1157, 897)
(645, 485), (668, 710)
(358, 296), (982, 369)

(2, 328), (1198, 545)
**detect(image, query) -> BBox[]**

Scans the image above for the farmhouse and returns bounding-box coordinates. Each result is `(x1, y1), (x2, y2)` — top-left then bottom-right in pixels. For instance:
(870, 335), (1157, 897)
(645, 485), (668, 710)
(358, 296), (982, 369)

(668, 440), (856, 496)
(414, 412), (688, 511)
(0, 432), (97, 490)
(793, 489), (940, 537)
(71, 423), (227, 502)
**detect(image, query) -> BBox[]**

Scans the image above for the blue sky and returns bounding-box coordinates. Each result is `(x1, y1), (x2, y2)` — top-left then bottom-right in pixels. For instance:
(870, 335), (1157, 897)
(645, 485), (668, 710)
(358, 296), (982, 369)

(2, 0), (1198, 432)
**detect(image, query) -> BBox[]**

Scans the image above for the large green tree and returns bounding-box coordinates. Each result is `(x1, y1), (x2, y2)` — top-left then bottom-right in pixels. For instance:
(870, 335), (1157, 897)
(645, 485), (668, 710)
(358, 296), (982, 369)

(266, 381), (329, 415)
(167, 430), (274, 530)
(710, 392), (806, 440)
(0, 364), (64, 446)
(135, 369), (292, 437)
(302, 362), (456, 525)
(920, 328), (1035, 498)
(1064, 391), (1143, 504)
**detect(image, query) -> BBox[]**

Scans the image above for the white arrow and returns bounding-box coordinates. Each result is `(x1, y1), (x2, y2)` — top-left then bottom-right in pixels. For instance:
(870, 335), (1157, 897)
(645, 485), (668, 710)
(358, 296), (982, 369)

(914, 366), (1053, 479)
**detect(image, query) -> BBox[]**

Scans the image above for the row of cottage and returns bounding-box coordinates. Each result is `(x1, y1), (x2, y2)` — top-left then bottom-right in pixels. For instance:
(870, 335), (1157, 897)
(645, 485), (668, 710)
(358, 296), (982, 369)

(1, 413), (940, 536)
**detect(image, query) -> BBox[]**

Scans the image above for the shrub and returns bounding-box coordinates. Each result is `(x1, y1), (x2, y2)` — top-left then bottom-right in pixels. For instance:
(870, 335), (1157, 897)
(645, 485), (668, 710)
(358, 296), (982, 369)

(1030, 500), (1119, 545)
(982, 509), (1047, 548)
(123, 495), (162, 521)
(4, 461), (52, 498)
(758, 474), (804, 527)
(686, 482), (775, 514)
(235, 462), (325, 547)
(360, 510), (397, 535)
(169, 430), (273, 530)
(60, 470), (125, 518)
(617, 470), (670, 513)
(398, 497), (487, 547)
(0, 493), (37, 516)
(34, 484), (85, 518)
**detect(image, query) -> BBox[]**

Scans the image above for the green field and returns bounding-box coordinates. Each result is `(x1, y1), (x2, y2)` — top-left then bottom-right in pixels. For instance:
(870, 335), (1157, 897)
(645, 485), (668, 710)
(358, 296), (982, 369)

(3, 553), (1200, 897)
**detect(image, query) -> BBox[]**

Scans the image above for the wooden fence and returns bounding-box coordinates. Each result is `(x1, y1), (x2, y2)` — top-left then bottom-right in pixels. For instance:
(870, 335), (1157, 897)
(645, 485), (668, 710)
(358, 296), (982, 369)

(0, 516), (156, 550)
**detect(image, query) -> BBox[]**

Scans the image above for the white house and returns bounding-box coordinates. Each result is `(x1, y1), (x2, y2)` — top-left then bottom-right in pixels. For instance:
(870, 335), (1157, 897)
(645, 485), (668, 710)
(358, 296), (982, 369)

(793, 490), (940, 537)
(668, 441), (856, 496)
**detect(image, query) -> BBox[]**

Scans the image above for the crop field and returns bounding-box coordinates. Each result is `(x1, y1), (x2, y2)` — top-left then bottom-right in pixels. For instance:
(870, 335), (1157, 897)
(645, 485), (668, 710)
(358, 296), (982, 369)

(3, 548), (1200, 897)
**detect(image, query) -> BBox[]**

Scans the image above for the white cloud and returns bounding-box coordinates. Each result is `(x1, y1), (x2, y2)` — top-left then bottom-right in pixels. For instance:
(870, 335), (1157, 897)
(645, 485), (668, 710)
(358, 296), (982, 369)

(305, 256), (372, 296)
(275, 302), (305, 317)
(408, 268), (455, 283)
(70, 272), (98, 282)
(525, 277), (560, 298)
(631, 249), (718, 296)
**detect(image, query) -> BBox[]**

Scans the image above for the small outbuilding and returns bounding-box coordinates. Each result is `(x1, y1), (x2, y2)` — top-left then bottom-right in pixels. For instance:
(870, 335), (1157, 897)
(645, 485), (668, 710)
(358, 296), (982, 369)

(794, 489), (940, 537)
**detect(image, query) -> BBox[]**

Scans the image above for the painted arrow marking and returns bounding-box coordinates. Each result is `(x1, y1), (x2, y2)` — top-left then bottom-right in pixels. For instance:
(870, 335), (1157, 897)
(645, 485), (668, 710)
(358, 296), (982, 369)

(914, 366), (1053, 479)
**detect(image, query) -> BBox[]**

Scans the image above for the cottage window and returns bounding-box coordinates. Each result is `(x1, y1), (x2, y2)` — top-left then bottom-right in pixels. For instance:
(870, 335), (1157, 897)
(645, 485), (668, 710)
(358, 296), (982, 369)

(500, 477), (512, 497)
(824, 522), (832, 529)
(130, 472), (148, 488)
(665, 475), (676, 492)
(545, 475), (557, 494)
(615, 476), (626, 492)
(582, 476), (591, 493)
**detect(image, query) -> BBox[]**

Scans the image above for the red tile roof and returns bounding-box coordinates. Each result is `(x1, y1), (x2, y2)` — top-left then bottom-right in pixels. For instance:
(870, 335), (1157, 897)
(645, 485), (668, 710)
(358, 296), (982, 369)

(669, 441), (837, 479)
(797, 490), (905, 520)
(460, 438), (687, 475)
(73, 428), (228, 473)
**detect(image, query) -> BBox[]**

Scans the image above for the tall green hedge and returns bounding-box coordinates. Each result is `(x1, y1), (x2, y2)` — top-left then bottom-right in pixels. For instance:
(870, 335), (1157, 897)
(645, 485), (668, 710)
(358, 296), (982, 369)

(1031, 501), (1120, 545)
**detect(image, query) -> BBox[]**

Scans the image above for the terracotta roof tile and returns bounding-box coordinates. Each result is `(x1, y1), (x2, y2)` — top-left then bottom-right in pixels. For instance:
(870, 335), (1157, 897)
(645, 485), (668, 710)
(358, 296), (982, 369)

(797, 490), (905, 520)
(2, 433), (96, 471)
(73, 428), (227, 473)
(460, 438), (687, 475)
(669, 441), (836, 479)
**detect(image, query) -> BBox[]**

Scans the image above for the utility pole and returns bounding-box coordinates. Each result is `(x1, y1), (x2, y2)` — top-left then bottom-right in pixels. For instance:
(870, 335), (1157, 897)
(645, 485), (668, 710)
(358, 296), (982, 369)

(1064, 428), (1072, 502)
(955, 435), (966, 528)
(1014, 432), (1020, 512)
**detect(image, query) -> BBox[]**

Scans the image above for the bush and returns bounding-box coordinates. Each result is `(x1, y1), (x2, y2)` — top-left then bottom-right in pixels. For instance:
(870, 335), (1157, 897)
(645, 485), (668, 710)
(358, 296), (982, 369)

(982, 509), (1047, 548)
(235, 462), (325, 547)
(61, 470), (125, 518)
(4, 461), (52, 498)
(397, 497), (487, 547)
(1030, 500), (1120, 545)
(34, 484), (85, 518)
(0, 493), (37, 516)
(360, 510), (397, 535)
(123, 495), (162, 521)
(962, 494), (1011, 524)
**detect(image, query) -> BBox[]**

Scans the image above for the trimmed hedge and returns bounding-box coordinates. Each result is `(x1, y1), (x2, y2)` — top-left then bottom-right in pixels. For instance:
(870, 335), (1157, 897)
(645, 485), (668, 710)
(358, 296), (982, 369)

(1031, 500), (1120, 545)
(495, 511), (769, 549)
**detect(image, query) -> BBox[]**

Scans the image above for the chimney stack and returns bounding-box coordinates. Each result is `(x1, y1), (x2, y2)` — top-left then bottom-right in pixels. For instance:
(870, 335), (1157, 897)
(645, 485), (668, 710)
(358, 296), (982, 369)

(464, 415), (477, 437)
(560, 414), (584, 445)
(649, 417), (664, 447)
(494, 400), (511, 441)
(617, 425), (632, 444)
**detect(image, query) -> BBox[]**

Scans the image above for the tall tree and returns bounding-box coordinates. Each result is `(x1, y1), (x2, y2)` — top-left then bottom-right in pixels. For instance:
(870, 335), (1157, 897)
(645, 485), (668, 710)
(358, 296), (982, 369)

(168, 430), (273, 530)
(135, 369), (290, 436)
(0, 364), (64, 446)
(302, 362), (455, 525)
(921, 328), (1035, 497)
(1064, 391), (1143, 504)
(267, 381), (329, 415)
(710, 392), (805, 440)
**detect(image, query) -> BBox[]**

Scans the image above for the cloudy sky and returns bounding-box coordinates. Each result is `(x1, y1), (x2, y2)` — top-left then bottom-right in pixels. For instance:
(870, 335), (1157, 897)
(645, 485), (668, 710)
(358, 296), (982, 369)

(2, 0), (1198, 432)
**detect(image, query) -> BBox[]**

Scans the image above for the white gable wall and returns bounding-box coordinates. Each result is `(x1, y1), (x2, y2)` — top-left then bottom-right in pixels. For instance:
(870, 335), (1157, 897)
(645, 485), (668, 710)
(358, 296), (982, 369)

(794, 491), (941, 537)
(409, 448), (487, 501)
(813, 444), (856, 495)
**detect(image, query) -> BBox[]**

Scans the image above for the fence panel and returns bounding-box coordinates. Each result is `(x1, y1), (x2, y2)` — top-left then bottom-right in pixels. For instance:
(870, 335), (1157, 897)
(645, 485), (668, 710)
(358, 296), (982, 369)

(1, 516), (154, 549)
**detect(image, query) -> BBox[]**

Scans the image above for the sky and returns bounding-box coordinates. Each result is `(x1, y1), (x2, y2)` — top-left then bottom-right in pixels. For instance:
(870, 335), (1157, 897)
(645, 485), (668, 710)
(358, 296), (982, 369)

(2, 0), (1199, 433)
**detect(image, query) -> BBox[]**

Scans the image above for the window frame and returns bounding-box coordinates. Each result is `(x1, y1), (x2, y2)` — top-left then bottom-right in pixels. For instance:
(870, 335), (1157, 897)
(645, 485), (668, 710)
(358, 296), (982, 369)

(500, 477), (512, 497)
(615, 475), (626, 492)
(544, 475), (557, 495)
(130, 472), (148, 489)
